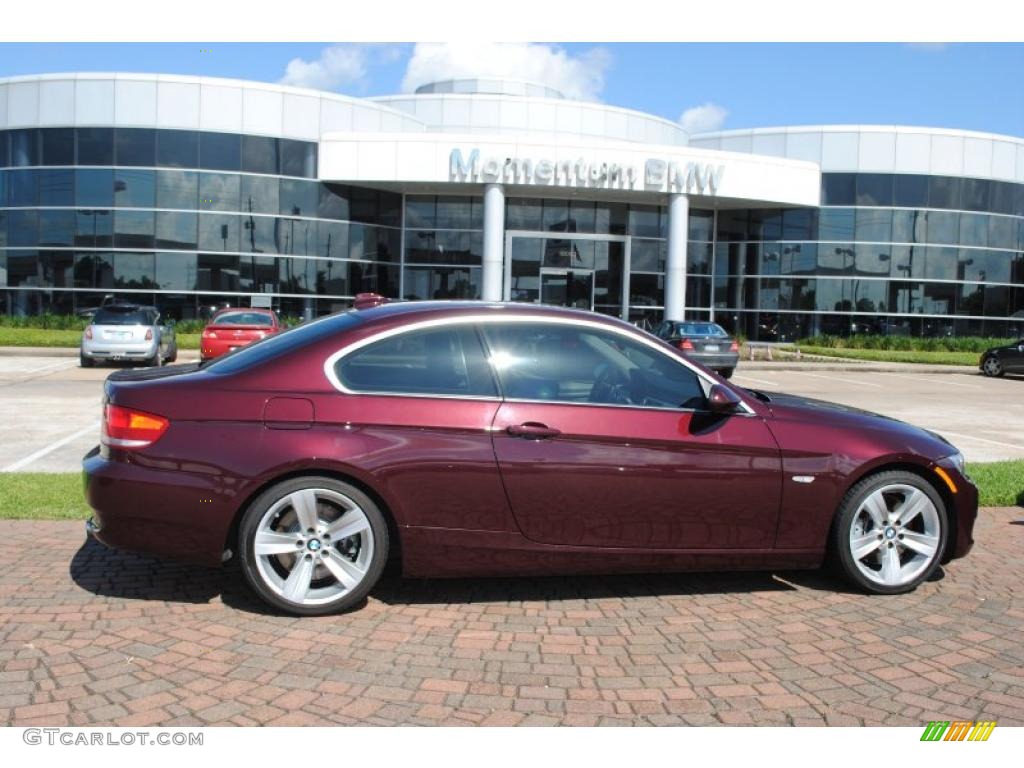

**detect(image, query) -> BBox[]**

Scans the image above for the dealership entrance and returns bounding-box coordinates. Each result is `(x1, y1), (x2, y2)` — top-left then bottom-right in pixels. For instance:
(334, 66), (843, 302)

(504, 231), (630, 318)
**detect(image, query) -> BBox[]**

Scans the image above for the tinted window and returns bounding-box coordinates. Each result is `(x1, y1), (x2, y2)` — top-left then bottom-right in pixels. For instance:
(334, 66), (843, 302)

(113, 210), (155, 248)
(818, 208), (855, 240)
(241, 174), (279, 214)
(337, 326), (496, 397)
(199, 132), (241, 171)
(93, 307), (155, 325)
(482, 322), (706, 409)
(77, 128), (114, 166)
(115, 128), (156, 166)
(280, 139), (316, 178)
(40, 128), (74, 165)
(76, 169), (114, 207)
(213, 311), (275, 326)
(38, 169), (74, 206)
(961, 178), (991, 212)
(821, 173), (856, 206)
(928, 176), (961, 210)
(8, 169), (36, 206)
(10, 129), (38, 166)
(199, 173), (240, 211)
(673, 322), (728, 337)
(894, 174), (929, 207)
(75, 209), (113, 247)
(8, 210), (39, 246)
(156, 170), (198, 209)
(280, 178), (318, 217)
(198, 213), (241, 251)
(205, 313), (362, 374)
(114, 169), (155, 207)
(155, 211), (198, 250)
(156, 130), (199, 168)
(855, 174), (894, 206)
(241, 135), (279, 175)
(38, 210), (75, 246)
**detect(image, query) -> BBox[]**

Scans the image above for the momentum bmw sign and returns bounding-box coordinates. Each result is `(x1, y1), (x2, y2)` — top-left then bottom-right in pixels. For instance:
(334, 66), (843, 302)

(449, 147), (725, 194)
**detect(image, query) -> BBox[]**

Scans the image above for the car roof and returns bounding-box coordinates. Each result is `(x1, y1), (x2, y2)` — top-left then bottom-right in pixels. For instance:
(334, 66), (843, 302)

(214, 307), (275, 315)
(351, 300), (635, 333)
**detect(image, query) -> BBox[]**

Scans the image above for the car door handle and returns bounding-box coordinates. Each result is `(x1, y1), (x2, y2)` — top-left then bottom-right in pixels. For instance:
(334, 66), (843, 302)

(506, 422), (561, 440)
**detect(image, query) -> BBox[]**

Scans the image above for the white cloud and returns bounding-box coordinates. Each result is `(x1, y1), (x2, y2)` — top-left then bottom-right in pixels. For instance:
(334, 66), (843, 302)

(679, 102), (728, 135)
(401, 43), (611, 101)
(279, 45), (368, 91)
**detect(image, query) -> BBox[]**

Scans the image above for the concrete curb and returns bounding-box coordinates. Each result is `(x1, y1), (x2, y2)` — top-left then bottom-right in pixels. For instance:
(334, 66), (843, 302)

(0, 346), (200, 362)
(740, 361), (979, 374)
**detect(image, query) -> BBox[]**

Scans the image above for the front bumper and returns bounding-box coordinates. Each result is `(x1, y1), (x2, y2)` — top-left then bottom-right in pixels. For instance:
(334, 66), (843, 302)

(934, 456), (979, 560)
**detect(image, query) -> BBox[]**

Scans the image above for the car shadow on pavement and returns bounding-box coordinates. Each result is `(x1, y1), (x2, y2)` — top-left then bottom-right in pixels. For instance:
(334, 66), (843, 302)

(71, 537), (879, 615)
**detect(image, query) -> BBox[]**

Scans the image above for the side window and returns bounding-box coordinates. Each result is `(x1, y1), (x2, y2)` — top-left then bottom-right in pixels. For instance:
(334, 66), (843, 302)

(336, 326), (497, 397)
(481, 322), (706, 409)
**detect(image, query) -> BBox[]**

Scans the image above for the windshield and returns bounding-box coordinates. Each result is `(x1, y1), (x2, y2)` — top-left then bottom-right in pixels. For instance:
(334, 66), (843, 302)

(204, 312), (363, 374)
(93, 308), (155, 326)
(213, 311), (275, 327)
(673, 322), (728, 337)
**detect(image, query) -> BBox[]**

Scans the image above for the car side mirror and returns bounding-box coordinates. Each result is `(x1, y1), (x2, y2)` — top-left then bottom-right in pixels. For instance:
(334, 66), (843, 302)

(707, 383), (742, 414)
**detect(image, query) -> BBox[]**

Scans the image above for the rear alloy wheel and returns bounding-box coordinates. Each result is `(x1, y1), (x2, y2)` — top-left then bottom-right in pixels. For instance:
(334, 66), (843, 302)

(982, 356), (1004, 377)
(832, 471), (947, 594)
(239, 477), (388, 615)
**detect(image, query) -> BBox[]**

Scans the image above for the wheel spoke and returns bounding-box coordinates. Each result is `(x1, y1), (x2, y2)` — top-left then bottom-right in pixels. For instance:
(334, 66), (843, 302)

(895, 489), (929, 525)
(900, 530), (939, 558)
(861, 490), (889, 527)
(851, 533), (882, 561)
(880, 545), (902, 584)
(254, 529), (302, 556)
(289, 489), (320, 532)
(281, 555), (316, 603)
(321, 549), (366, 590)
(327, 508), (370, 541)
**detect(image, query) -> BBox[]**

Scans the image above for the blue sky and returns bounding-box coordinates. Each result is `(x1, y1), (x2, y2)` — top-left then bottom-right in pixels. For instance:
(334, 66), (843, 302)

(1, 42), (1021, 136)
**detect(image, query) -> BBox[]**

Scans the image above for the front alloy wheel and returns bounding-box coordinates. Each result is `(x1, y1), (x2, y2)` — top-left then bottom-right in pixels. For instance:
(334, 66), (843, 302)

(982, 356), (1003, 377)
(832, 471), (947, 594)
(239, 477), (388, 615)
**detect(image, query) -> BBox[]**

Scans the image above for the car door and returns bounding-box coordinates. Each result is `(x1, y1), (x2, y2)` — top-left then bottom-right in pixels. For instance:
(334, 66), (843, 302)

(482, 320), (782, 550)
(1006, 340), (1024, 372)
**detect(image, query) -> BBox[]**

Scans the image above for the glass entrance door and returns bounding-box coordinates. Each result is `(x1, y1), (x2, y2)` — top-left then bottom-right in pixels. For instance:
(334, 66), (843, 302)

(540, 269), (594, 309)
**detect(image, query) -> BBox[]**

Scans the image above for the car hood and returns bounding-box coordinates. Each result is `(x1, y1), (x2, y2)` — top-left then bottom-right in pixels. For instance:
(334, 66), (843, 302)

(760, 391), (956, 458)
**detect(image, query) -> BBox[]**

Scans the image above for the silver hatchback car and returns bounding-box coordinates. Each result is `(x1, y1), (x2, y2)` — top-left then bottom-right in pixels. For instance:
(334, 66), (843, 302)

(80, 304), (177, 368)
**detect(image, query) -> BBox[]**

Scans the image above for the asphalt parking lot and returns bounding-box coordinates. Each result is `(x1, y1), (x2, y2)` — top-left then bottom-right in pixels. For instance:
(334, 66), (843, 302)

(0, 351), (1022, 472)
(0, 508), (1021, 726)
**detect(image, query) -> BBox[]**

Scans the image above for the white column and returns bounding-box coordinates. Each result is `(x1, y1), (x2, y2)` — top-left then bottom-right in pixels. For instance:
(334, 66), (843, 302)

(665, 192), (689, 321)
(482, 183), (505, 302)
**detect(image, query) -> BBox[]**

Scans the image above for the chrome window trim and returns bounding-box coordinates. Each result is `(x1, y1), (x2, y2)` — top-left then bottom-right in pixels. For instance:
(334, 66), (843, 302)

(322, 313), (755, 415)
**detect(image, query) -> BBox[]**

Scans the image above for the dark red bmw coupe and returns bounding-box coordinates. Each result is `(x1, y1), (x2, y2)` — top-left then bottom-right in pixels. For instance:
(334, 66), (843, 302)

(83, 301), (977, 615)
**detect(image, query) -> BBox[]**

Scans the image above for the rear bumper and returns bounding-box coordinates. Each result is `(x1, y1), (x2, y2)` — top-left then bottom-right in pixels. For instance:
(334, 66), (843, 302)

(686, 352), (740, 371)
(200, 339), (255, 360)
(82, 446), (235, 566)
(82, 340), (158, 361)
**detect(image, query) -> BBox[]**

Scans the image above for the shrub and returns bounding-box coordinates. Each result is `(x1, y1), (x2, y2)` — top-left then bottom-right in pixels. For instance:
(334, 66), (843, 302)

(797, 334), (1013, 353)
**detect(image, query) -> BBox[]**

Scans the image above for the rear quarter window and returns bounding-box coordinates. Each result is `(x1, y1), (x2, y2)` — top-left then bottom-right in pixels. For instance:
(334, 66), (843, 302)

(335, 326), (497, 397)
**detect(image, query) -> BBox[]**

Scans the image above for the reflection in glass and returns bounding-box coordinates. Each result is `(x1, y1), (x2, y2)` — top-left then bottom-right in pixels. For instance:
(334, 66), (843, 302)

(199, 173), (240, 212)
(958, 213), (988, 247)
(241, 175), (280, 215)
(855, 174), (894, 206)
(8, 169), (36, 206)
(155, 252), (198, 290)
(506, 198), (541, 230)
(854, 209), (892, 242)
(156, 170), (198, 210)
(114, 169), (155, 208)
(38, 169), (74, 206)
(77, 128), (114, 166)
(199, 132), (241, 172)
(157, 130), (199, 169)
(818, 208), (855, 241)
(115, 128), (156, 167)
(75, 209), (112, 247)
(894, 175), (929, 207)
(821, 173), (856, 206)
(76, 169), (114, 208)
(8, 210), (38, 246)
(198, 213), (240, 252)
(197, 253), (241, 292)
(405, 230), (482, 265)
(279, 178), (318, 217)
(925, 211), (959, 245)
(40, 128), (74, 166)
(74, 252), (114, 289)
(155, 211), (198, 250)
(241, 135), (279, 175)
(403, 266), (482, 300)
(114, 252), (156, 289)
(38, 210), (75, 247)
(280, 139), (316, 178)
(113, 210), (155, 249)
(10, 130), (39, 167)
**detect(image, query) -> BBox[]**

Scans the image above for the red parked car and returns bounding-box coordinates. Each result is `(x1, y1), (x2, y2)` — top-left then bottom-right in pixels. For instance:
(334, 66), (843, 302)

(83, 301), (977, 615)
(200, 308), (282, 361)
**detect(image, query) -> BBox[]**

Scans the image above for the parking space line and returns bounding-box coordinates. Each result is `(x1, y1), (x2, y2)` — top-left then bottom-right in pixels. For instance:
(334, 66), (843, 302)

(788, 370), (884, 388)
(18, 359), (77, 375)
(732, 374), (781, 388)
(1, 421), (100, 473)
(874, 371), (981, 390)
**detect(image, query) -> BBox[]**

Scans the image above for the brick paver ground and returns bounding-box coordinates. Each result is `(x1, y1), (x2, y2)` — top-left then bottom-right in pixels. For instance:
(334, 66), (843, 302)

(1, 509), (1022, 726)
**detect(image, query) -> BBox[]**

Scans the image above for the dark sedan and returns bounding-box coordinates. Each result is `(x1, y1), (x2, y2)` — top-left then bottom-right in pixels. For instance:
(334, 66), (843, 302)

(83, 300), (977, 615)
(653, 320), (739, 378)
(980, 338), (1024, 377)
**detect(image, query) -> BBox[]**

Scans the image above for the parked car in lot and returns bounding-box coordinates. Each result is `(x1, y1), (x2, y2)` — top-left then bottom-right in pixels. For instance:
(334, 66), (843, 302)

(200, 308), (282, 361)
(83, 301), (977, 615)
(80, 304), (177, 368)
(979, 338), (1024, 377)
(653, 320), (739, 377)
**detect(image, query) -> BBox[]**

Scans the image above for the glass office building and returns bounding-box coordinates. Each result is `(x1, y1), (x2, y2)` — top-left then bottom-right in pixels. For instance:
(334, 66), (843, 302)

(1, 73), (1022, 338)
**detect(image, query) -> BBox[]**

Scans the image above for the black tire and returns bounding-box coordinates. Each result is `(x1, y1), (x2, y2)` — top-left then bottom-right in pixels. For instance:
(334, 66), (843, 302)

(720, 367), (734, 379)
(830, 470), (948, 595)
(165, 343), (178, 364)
(238, 476), (389, 616)
(79, 353), (94, 368)
(981, 355), (1004, 377)
(143, 350), (161, 368)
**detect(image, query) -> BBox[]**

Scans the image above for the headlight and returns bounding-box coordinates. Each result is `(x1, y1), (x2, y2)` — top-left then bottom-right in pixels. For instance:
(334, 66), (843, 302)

(946, 451), (966, 475)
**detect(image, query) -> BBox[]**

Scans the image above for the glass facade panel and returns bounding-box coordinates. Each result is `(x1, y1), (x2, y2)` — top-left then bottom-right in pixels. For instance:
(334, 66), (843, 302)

(403, 266), (482, 300)
(241, 135), (279, 175)
(894, 174), (929, 207)
(925, 211), (959, 244)
(821, 173), (855, 206)
(113, 210), (155, 249)
(113, 252), (156, 289)
(199, 173), (241, 211)
(241, 174), (279, 215)
(155, 211), (198, 250)
(279, 179), (318, 217)
(156, 130), (199, 169)
(8, 210), (38, 246)
(114, 169), (155, 208)
(198, 213), (241, 252)
(855, 209), (892, 242)
(75, 210), (113, 247)
(38, 209), (75, 247)
(818, 208), (855, 240)
(199, 132), (241, 172)
(76, 128), (114, 166)
(75, 169), (114, 208)
(8, 169), (36, 206)
(10, 130), (39, 167)
(38, 169), (74, 206)
(40, 128), (74, 166)
(928, 176), (961, 210)
(855, 174), (894, 206)
(156, 170), (198, 210)
(280, 139), (316, 178)
(628, 205), (661, 238)
(115, 128), (156, 167)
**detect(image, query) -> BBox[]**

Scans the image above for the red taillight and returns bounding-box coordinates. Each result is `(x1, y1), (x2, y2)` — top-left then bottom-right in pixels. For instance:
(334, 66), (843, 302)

(203, 329), (217, 339)
(102, 404), (169, 449)
(730, 340), (739, 352)
(84, 326), (93, 340)
(676, 338), (695, 351)
(145, 328), (153, 341)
